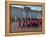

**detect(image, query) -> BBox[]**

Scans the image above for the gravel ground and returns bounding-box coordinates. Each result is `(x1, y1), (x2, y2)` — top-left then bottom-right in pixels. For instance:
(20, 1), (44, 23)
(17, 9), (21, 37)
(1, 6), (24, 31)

(11, 22), (42, 33)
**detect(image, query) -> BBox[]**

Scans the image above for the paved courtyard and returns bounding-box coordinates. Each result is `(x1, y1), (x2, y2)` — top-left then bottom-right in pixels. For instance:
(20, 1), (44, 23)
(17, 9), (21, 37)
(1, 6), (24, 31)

(11, 22), (42, 33)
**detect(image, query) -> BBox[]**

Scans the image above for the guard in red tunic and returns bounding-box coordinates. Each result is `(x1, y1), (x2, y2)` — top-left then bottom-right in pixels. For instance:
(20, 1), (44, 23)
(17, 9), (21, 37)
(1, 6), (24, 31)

(31, 19), (39, 28)
(22, 18), (26, 29)
(17, 19), (21, 28)
(26, 18), (31, 28)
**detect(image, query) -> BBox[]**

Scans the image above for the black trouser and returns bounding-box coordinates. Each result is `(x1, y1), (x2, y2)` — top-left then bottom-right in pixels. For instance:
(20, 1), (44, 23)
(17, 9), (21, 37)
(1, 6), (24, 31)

(27, 24), (31, 28)
(18, 23), (21, 28)
(22, 24), (26, 29)
(31, 23), (39, 28)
